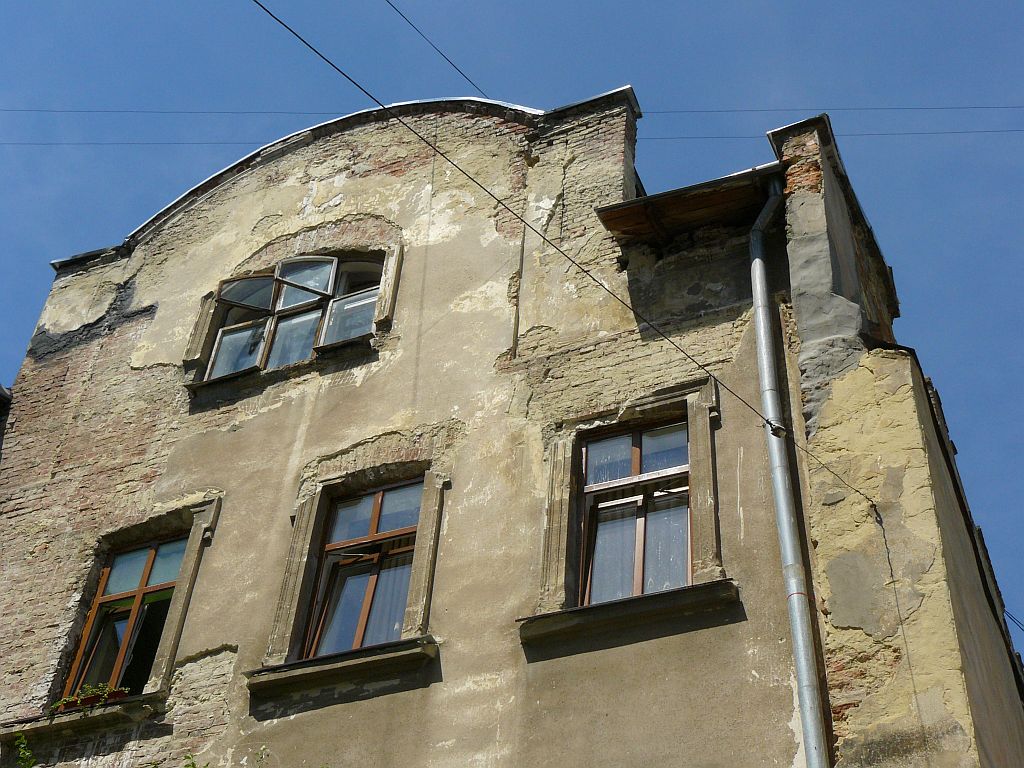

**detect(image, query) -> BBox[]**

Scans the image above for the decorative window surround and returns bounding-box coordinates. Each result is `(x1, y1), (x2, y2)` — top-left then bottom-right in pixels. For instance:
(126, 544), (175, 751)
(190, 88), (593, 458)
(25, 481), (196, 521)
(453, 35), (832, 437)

(183, 239), (403, 390)
(0, 497), (219, 737)
(535, 379), (722, 614)
(261, 468), (446, 670)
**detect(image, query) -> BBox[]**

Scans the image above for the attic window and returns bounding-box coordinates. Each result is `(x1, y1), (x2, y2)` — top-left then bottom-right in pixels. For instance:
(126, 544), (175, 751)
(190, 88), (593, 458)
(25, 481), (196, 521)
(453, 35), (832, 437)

(205, 255), (384, 381)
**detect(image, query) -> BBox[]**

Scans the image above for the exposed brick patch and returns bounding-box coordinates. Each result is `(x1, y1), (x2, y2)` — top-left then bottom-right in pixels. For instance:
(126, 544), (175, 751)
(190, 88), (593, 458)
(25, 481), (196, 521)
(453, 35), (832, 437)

(782, 132), (824, 195)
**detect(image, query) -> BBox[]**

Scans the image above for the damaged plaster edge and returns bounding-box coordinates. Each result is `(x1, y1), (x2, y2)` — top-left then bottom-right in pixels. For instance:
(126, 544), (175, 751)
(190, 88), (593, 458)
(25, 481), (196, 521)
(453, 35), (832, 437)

(768, 114), (899, 321)
(900, 344), (1024, 701)
(295, 418), (468, 501)
(173, 643), (239, 670)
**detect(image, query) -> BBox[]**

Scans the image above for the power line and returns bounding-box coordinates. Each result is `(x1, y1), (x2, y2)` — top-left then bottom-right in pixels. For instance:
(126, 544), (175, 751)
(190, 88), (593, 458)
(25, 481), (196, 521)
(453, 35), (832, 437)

(1007, 610), (1024, 634)
(3, 127), (1021, 147)
(0, 108), (338, 116)
(3, 104), (1024, 117)
(381, 0), (488, 99)
(647, 105), (1024, 114)
(0, 141), (264, 146)
(243, 0), (778, 436)
(243, 0), (893, 526)
(640, 128), (1024, 140)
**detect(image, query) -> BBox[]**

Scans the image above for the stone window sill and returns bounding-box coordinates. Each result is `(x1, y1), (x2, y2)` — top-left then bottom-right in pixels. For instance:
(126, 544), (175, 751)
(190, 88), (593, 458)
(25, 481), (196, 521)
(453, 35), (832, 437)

(184, 336), (375, 396)
(516, 578), (740, 645)
(0, 691), (165, 743)
(244, 635), (438, 697)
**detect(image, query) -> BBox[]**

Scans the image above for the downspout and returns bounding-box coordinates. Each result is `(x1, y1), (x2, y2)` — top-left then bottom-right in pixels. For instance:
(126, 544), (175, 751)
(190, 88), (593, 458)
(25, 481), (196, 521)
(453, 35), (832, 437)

(750, 176), (830, 768)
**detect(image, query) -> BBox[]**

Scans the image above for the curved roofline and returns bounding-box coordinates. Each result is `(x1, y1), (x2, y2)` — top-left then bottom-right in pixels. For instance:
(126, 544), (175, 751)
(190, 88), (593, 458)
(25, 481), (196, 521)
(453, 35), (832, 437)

(51, 87), (640, 273)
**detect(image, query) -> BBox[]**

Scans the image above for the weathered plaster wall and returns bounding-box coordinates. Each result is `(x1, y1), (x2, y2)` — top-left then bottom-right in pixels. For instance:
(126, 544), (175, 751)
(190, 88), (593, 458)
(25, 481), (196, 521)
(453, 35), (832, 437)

(780, 127), (898, 436)
(776, 123), (1022, 766)
(0, 96), (805, 768)
(914, 380), (1024, 766)
(801, 350), (977, 766)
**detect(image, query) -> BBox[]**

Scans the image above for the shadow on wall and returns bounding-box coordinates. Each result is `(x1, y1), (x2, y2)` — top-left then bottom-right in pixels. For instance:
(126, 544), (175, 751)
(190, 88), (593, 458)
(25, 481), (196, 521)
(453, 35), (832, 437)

(622, 230), (757, 345)
(247, 656), (443, 722)
(521, 600), (747, 664)
(33, 720), (174, 766)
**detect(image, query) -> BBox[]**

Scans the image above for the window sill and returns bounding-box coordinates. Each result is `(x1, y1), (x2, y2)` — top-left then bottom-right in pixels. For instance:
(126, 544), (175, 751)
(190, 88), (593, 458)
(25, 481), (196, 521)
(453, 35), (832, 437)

(245, 635), (438, 697)
(0, 691), (165, 743)
(516, 578), (740, 645)
(184, 336), (376, 396)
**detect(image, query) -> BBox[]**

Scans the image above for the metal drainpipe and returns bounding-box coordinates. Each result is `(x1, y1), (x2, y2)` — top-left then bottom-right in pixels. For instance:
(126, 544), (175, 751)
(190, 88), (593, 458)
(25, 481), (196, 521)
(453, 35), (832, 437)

(750, 176), (830, 768)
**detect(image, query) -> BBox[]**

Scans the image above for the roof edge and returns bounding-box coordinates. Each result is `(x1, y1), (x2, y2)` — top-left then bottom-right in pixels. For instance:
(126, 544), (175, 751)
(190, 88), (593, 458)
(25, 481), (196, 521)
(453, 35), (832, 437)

(767, 113), (899, 318)
(51, 88), (639, 276)
(596, 160), (781, 217)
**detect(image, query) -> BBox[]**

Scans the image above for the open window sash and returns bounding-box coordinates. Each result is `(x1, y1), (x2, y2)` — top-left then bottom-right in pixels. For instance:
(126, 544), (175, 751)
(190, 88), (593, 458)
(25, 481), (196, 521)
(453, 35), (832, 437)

(205, 317), (269, 381)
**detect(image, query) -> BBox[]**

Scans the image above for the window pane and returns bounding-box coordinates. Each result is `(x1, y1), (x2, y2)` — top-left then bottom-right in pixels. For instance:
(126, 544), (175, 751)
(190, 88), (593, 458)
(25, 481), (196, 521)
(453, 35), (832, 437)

(278, 284), (323, 310)
(104, 548), (149, 595)
(321, 287), (378, 346)
(336, 261), (383, 296)
(644, 496), (688, 594)
(79, 610), (130, 689)
(224, 306), (266, 326)
(278, 260), (333, 308)
(378, 483), (422, 532)
(590, 505), (636, 604)
(585, 435), (633, 484)
(641, 424), (688, 473)
(362, 553), (413, 646)
(265, 310), (320, 370)
(316, 566), (371, 656)
(147, 539), (187, 586)
(328, 495), (374, 543)
(220, 277), (273, 309)
(118, 594), (172, 694)
(208, 320), (267, 380)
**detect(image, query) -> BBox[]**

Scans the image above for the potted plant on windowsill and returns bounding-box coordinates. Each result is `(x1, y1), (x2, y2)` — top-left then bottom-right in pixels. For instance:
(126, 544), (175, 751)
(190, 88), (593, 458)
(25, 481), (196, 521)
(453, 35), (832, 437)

(50, 683), (130, 713)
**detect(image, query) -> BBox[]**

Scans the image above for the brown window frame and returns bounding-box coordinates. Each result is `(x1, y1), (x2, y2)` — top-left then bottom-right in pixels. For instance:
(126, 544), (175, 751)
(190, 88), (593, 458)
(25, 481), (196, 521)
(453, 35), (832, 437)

(61, 537), (187, 703)
(303, 481), (421, 658)
(205, 255), (384, 382)
(578, 422), (691, 606)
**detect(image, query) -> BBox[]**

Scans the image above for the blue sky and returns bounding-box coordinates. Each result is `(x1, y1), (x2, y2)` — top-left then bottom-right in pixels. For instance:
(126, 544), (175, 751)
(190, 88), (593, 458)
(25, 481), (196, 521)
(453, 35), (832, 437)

(2, 2), (1022, 648)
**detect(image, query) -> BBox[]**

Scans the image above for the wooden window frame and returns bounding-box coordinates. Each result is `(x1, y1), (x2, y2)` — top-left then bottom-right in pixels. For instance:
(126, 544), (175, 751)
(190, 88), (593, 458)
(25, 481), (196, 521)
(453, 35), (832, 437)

(262, 469), (446, 668)
(56, 498), (220, 707)
(203, 254), (386, 382)
(579, 424), (691, 605)
(534, 379), (723, 614)
(61, 537), (186, 702)
(303, 482), (421, 657)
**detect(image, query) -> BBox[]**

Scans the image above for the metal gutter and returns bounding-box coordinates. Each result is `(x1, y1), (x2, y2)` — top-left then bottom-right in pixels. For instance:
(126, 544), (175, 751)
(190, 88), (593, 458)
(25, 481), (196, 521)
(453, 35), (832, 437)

(750, 176), (830, 768)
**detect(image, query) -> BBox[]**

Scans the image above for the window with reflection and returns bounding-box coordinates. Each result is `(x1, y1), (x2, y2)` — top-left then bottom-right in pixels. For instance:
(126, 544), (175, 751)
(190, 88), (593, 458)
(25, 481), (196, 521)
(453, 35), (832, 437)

(62, 539), (188, 701)
(305, 481), (423, 657)
(205, 255), (383, 381)
(580, 423), (689, 605)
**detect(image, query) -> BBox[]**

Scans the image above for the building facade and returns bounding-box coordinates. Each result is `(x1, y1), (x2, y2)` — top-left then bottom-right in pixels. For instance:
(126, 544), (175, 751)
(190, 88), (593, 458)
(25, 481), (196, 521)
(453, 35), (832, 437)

(0, 88), (1021, 767)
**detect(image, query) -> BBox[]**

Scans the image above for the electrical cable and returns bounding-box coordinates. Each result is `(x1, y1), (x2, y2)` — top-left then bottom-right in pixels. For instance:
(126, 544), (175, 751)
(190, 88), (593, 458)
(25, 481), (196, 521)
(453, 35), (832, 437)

(647, 105), (1024, 114)
(4, 105), (1024, 116)
(245, 0), (778, 431)
(4, 128), (1022, 147)
(1007, 610), (1024, 634)
(381, 0), (488, 98)
(640, 129), (1024, 140)
(0, 141), (264, 146)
